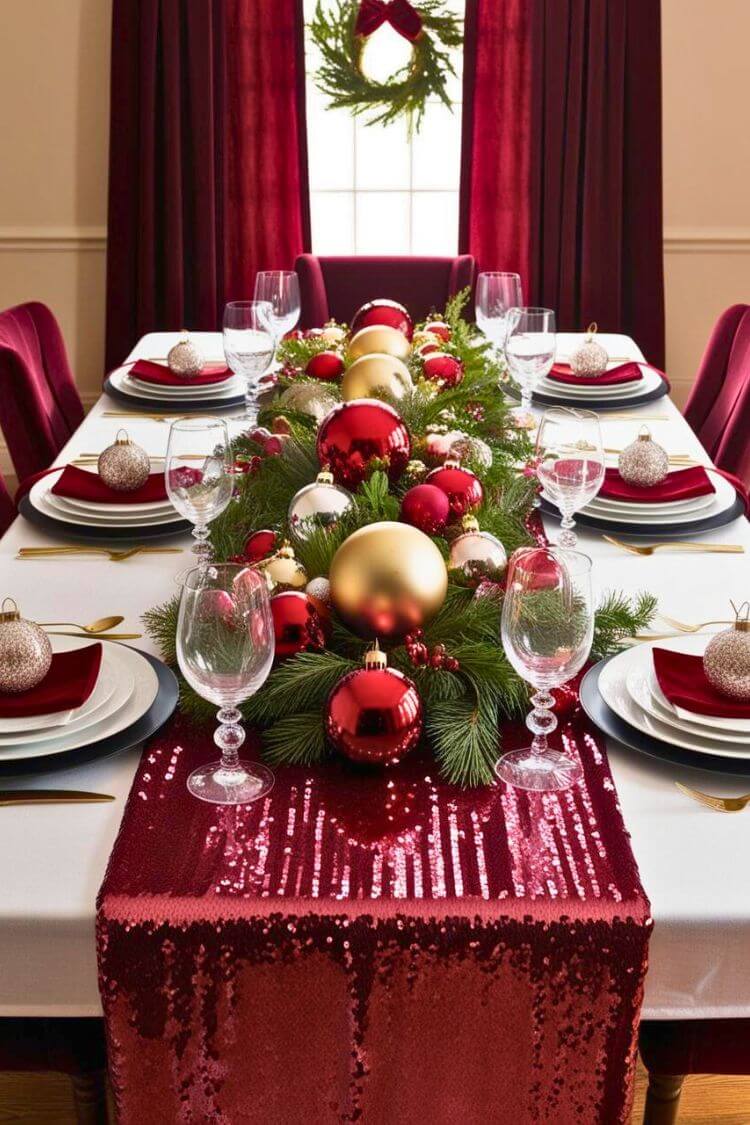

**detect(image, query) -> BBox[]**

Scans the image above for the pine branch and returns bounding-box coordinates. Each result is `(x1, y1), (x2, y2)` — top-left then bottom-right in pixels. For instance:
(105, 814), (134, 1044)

(262, 712), (329, 767)
(245, 651), (357, 724)
(592, 590), (659, 659)
(427, 693), (500, 788)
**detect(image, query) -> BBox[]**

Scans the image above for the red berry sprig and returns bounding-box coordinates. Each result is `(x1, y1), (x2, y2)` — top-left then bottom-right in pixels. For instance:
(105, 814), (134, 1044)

(404, 631), (459, 672)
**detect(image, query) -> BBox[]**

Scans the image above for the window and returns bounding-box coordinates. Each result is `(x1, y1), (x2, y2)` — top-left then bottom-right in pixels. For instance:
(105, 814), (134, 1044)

(303, 0), (464, 255)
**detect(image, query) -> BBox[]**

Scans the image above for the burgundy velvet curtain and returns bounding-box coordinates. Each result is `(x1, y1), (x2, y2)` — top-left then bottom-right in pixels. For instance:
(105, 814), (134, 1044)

(460, 0), (665, 367)
(105, 0), (310, 370)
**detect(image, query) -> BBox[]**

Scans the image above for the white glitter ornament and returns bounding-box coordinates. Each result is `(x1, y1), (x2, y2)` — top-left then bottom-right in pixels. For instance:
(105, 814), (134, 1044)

(448, 516), (507, 585)
(570, 322), (609, 377)
(278, 383), (338, 424)
(167, 330), (203, 377)
(97, 430), (151, 492)
(703, 601), (750, 701)
(449, 434), (493, 470)
(306, 576), (332, 606)
(0, 598), (52, 693)
(288, 468), (353, 541)
(617, 427), (669, 487)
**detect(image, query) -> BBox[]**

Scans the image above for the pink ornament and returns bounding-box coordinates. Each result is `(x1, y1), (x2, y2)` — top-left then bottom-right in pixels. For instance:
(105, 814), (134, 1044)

(400, 484), (451, 535)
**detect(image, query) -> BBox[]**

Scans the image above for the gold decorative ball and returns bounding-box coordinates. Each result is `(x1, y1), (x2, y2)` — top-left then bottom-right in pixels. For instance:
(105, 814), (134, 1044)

(278, 382), (338, 423)
(348, 325), (411, 361)
(167, 331), (203, 377)
(257, 542), (308, 594)
(97, 431), (151, 492)
(329, 521), (448, 640)
(341, 354), (413, 402)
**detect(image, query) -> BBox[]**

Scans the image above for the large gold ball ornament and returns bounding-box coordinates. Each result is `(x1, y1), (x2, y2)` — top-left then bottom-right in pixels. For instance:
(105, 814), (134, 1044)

(348, 325), (411, 361)
(329, 521), (448, 640)
(278, 382), (338, 424)
(257, 541), (308, 594)
(341, 354), (413, 402)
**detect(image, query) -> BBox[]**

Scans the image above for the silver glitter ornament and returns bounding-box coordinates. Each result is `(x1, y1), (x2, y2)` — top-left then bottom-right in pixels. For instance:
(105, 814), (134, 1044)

(97, 430), (151, 492)
(288, 468), (353, 541)
(448, 516), (507, 586)
(278, 383), (338, 424)
(449, 434), (493, 470)
(703, 601), (750, 700)
(0, 598), (52, 693)
(306, 576), (332, 606)
(167, 331), (203, 377)
(617, 427), (669, 487)
(570, 322), (609, 377)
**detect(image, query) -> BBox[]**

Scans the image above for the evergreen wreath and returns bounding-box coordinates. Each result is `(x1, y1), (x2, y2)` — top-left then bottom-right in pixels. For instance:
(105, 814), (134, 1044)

(309, 0), (463, 130)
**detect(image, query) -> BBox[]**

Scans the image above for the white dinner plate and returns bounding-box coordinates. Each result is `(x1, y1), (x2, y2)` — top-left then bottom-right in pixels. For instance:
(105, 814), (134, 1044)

(30, 472), (184, 529)
(0, 645), (117, 734)
(44, 492), (177, 526)
(109, 366), (243, 402)
(579, 474), (735, 524)
(584, 490), (717, 517)
(126, 376), (232, 397)
(538, 366), (663, 401)
(55, 491), (176, 516)
(625, 664), (750, 745)
(647, 660), (750, 734)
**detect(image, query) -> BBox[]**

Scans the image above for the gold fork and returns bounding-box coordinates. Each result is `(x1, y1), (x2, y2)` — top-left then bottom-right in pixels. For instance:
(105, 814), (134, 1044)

(675, 783), (750, 813)
(102, 412), (174, 422)
(17, 546), (183, 562)
(602, 535), (744, 556)
(658, 614), (734, 633)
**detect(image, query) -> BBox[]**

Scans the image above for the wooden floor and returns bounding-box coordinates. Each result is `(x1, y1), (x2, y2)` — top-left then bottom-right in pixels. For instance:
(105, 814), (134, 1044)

(0, 1065), (749, 1124)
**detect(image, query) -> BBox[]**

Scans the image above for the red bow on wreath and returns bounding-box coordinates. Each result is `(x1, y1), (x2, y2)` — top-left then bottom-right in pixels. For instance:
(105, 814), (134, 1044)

(355, 0), (424, 42)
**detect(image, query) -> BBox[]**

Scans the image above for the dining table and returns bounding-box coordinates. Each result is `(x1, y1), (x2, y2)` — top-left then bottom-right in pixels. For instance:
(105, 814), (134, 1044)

(0, 328), (748, 1034)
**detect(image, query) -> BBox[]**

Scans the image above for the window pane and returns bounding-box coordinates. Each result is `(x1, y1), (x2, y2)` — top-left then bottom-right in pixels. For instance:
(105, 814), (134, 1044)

(355, 117), (411, 190)
(411, 193), (459, 255)
(356, 192), (410, 253)
(307, 100), (355, 191)
(311, 192), (355, 254)
(412, 103), (462, 191)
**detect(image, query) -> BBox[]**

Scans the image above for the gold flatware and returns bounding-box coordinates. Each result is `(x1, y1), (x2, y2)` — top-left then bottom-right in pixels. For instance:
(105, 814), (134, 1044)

(602, 535), (744, 556)
(39, 615), (125, 633)
(658, 614), (734, 634)
(102, 412), (174, 421)
(0, 790), (115, 807)
(675, 783), (750, 813)
(45, 631), (142, 640)
(18, 546), (183, 562)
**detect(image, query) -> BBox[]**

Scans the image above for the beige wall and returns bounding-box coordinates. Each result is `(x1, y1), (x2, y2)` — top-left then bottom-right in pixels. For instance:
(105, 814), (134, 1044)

(0, 0), (747, 426)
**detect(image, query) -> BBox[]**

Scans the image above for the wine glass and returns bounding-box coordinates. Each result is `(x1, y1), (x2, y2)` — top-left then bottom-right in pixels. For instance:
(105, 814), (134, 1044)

(254, 270), (301, 344)
(166, 417), (233, 574)
(223, 300), (275, 423)
(475, 272), (523, 355)
(497, 547), (593, 792)
(535, 408), (605, 548)
(504, 307), (556, 422)
(177, 564), (275, 804)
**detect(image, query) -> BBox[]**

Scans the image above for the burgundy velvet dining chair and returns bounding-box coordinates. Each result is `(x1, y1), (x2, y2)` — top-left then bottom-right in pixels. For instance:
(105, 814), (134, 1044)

(0, 470), (15, 537)
(295, 254), (476, 328)
(0, 302), (84, 481)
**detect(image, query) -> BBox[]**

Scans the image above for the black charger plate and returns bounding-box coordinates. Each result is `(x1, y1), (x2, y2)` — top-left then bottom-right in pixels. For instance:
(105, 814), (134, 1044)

(19, 493), (191, 543)
(539, 493), (746, 538)
(0, 649), (179, 777)
(505, 376), (669, 411)
(579, 656), (750, 777)
(104, 374), (246, 414)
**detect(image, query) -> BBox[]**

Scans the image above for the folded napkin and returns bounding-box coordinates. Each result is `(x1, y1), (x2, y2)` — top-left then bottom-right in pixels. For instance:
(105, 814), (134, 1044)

(598, 465), (715, 504)
(653, 647), (750, 719)
(129, 359), (232, 387)
(548, 361), (644, 386)
(0, 643), (102, 717)
(51, 464), (168, 504)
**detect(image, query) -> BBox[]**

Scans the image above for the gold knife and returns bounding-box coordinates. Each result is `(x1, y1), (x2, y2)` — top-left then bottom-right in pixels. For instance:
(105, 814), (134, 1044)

(0, 790), (115, 806)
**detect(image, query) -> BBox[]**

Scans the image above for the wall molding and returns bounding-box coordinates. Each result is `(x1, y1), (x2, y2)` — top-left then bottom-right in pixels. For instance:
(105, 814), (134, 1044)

(0, 226), (107, 253)
(664, 228), (750, 254)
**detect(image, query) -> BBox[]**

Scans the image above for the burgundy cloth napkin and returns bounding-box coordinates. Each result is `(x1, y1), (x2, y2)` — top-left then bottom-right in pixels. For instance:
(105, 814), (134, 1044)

(129, 359), (232, 386)
(51, 464), (168, 504)
(548, 361), (644, 386)
(0, 643), (102, 717)
(598, 465), (715, 503)
(653, 647), (750, 718)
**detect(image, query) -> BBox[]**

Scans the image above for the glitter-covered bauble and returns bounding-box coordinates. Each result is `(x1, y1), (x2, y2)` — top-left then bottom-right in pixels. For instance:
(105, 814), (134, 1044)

(0, 598), (52, 693)
(448, 515), (507, 585)
(703, 605), (750, 700)
(306, 576), (332, 606)
(166, 331), (203, 377)
(400, 483), (451, 535)
(617, 428), (669, 487)
(317, 399), (411, 489)
(278, 382), (337, 423)
(270, 590), (330, 661)
(341, 354), (413, 402)
(570, 323), (608, 377)
(422, 352), (464, 388)
(320, 321), (347, 346)
(426, 461), (484, 519)
(257, 541), (308, 594)
(329, 521), (448, 640)
(350, 299), (414, 341)
(97, 430), (150, 492)
(243, 529), (278, 563)
(288, 468), (353, 541)
(449, 434), (493, 470)
(306, 350), (344, 381)
(348, 325), (411, 361)
(423, 319), (451, 343)
(325, 644), (423, 766)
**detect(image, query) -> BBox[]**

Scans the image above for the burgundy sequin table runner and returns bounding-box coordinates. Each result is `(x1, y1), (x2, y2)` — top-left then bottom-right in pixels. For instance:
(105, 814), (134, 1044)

(97, 713), (650, 1123)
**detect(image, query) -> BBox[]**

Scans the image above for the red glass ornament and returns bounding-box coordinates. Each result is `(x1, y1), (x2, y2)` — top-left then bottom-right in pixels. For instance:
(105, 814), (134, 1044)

(416, 341), (440, 358)
(423, 319), (451, 342)
(326, 663), (423, 766)
(400, 483), (450, 535)
(426, 463), (484, 519)
(350, 299), (414, 341)
(316, 399), (411, 489)
(423, 352), (464, 388)
(270, 591), (330, 661)
(306, 350), (344, 381)
(243, 529), (278, 562)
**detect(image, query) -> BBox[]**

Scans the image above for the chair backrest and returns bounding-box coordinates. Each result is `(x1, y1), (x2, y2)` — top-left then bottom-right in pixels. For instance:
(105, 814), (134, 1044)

(685, 304), (750, 465)
(0, 302), (84, 480)
(0, 469), (15, 538)
(295, 255), (476, 328)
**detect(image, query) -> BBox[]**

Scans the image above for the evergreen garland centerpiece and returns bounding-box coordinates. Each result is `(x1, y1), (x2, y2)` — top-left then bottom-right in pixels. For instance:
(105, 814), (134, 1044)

(145, 291), (657, 787)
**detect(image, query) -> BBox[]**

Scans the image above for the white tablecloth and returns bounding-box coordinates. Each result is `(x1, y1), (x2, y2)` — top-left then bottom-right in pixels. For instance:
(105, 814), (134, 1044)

(0, 331), (748, 1020)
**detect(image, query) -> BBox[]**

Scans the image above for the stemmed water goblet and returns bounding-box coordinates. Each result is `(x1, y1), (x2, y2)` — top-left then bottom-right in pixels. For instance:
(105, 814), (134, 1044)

(166, 417), (233, 575)
(254, 270), (301, 352)
(177, 564), (275, 804)
(222, 300), (275, 424)
(535, 407), (605, 548)
(475, 272), (523, 357)
(497, 547), (593, 792)
(504, 307), (556, 424)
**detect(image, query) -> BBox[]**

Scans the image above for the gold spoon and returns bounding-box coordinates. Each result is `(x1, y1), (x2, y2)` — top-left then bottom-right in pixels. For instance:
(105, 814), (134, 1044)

(38, 615), (125, 633)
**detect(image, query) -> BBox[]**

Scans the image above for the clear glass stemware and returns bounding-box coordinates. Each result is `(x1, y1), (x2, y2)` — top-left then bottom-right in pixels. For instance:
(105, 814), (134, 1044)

(165, 417), (233, 574)
(222, 300), (275, 423)
(535, 407), (605, 548)
(253, 270), (301, 346)
(497, 547), (593, 792)
(504, 306), (556, 423)
(177, 564), (275, 804)
(475, 272), (523, 356)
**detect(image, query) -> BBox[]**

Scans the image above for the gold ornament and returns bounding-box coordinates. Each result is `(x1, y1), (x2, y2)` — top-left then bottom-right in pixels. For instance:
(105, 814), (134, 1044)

(570, 323), (609, 378)
(320, 321), (347, 345)
(278, 383), (338, 423)
(97, 430), (151, 492)
(329, 521), (448, 639)
(167, 330), (203, 377)
(348, 325), (411, 361)
(412, 330), (441, 350)
(0, 598), (52, 693)
(341, 354), (413, 402)
(703, 601), (750, 700)
(257, 541), (308, 594)
(618, 427), (669, 487)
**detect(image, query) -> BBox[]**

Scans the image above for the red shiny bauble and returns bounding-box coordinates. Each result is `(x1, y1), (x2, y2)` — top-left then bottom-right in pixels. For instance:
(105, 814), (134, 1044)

(243, 528), (278, 563)
(270, 591), (331, 661)
(350, 299), (414, 341)
(416, 340), (440, 358)
(426, 464), (484, 519)
(316, 399), (411, 489)
(326, 666), (423, 766)
(400, 484), (450, 535)
(306, 350), (344, 381)
(423, 352), (464, 388)
(423, 320), (451, 342)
